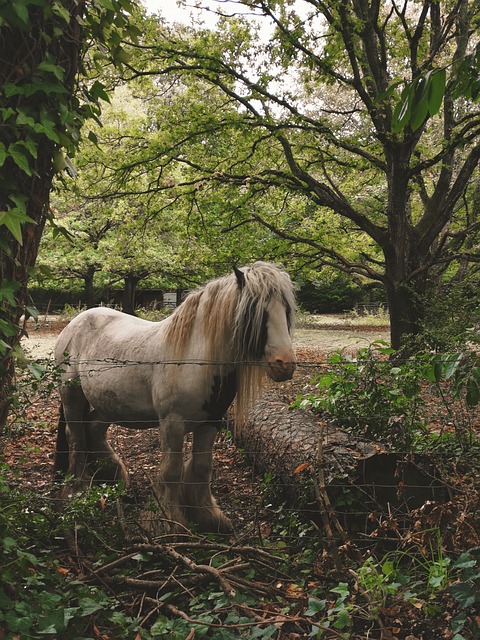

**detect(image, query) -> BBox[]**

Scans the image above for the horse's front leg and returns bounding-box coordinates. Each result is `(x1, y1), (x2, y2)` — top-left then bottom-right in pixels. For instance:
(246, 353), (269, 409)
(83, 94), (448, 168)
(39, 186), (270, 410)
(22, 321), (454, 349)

(154, 414), (188, 529)
(183, 424), (233, 534)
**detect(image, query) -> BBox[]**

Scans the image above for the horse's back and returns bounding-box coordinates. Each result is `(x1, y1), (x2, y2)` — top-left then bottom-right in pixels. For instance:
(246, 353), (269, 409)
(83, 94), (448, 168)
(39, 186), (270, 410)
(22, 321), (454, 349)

(55, 307), (159, 362)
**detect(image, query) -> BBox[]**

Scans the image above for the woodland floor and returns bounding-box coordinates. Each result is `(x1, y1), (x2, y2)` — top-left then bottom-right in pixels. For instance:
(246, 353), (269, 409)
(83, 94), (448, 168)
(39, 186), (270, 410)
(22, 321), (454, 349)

(2, 318), (480, 639)
(5, 316), (391, 526)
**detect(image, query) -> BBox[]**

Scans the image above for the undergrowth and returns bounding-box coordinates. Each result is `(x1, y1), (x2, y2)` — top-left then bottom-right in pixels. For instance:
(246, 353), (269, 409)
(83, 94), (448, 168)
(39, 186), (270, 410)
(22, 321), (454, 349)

(1, 460), (479, 639)
(293, 341), (480, 455)
(1, 339), (479, 638)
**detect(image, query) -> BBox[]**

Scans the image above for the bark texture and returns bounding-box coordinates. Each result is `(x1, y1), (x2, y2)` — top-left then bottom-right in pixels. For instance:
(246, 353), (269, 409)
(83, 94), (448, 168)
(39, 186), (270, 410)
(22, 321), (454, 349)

(237, 387), (447, 537)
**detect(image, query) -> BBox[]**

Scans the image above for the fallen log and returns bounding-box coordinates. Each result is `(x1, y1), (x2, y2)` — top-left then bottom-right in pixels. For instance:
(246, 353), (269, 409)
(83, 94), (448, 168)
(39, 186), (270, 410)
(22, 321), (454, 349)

(237, 386), (448, 541)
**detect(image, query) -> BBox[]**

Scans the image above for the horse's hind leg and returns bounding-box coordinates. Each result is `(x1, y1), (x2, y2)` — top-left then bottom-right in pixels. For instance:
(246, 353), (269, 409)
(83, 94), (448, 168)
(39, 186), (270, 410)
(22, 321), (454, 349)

(183, 424), (233, 533)
(85, 411), (129, 485)
(59, 385), (90, 485)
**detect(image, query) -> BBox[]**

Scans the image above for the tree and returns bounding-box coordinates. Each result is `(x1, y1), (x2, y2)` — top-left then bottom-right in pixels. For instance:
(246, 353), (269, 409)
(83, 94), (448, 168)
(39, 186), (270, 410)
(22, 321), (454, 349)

(38, 197), (122, 309)
(0, 0), (140, 427)
(118, 0), (480, 349)
(36, 83), (224, 313)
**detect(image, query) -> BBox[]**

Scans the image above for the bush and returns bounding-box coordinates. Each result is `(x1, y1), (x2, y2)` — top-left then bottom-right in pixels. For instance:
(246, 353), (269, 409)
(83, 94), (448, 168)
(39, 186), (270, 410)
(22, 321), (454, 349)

(293, 342), (480, 450)
(0, 471), (142, 640)
(293, 342), (426, 446)
(419, 279), (480, 351)
(297, 276), (359, 313)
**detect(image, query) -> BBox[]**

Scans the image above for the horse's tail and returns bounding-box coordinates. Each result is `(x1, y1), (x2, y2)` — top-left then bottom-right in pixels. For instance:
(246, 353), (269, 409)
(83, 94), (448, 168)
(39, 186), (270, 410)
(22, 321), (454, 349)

(54, 403), (69, 481)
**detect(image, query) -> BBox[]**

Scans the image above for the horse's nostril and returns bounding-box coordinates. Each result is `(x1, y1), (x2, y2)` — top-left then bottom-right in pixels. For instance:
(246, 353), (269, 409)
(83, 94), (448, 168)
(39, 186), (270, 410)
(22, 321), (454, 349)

(274, 359), (296, 368)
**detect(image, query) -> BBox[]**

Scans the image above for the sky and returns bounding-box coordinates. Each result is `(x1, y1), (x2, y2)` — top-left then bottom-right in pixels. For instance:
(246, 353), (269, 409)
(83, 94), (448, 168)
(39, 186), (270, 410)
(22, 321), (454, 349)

(141, 0), (312, 35)
(141, 0), (223, 26)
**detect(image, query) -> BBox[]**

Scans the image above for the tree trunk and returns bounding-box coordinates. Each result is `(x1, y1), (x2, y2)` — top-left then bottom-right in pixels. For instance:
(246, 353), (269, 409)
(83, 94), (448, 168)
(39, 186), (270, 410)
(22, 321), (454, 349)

(237, 387), (447, 538)
(0, 0), (84, 431)
(0, 169), (52, 429)
(383, 143), (427, 350)
(122, 275), (140, 315)
(384, 264), (427, 351)
(84, 266), (97, 309)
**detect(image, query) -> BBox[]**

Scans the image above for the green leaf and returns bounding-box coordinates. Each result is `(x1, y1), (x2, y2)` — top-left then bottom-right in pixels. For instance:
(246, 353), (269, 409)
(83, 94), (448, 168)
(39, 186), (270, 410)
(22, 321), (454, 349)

(89, 80), (111, 102)
(453, 551), (479, 570)
(3, 83), (25, 97)
(37, 60), (65, 81)
(5, 610), (34, 634)
(2, 536), (17, 551)
(444, 353), (463, 380)
(391, 82), (414, 133)
(427, 68), (446, 116)
(412, 74), (430, 107)
(52, 1), (71, 23)
(451, 612), (467, 634)
(0, 142), (7, 167)
(27, 362), (45, 381)
(24, 80), (68, 97)
(471, 367), (480, 384)
(78, 597), (105, 616)
(8, 143), (32, 175)
(332, 608), (350, 630)
(113, 46), (133, 64)
(382, 560), (395, 577)
(250, 625), (277, 638)
(38, 591), (62, 610)
(450, 582), (477, 608)
(37, 606), (68, 635)
(12, 1), (29, 27)
(331, 582), (350, 598)
(87, 130), (99, 145)
(9, 192), (28, 211)
(0, 281), (20, 305)
(0, 208), (34, 244)
(25, 305), (39, 320)
(0, 107), (16, 121)
(410, 76), (430, 130)
(465, 377), (480, 408)
(23, 138), (38, 159)
(305, 598), (327, 616)
(37, 107), (61, 142)
(0, 339), (11, 355)
(392, 69), (447, 132)
(16, 109), (37, 128)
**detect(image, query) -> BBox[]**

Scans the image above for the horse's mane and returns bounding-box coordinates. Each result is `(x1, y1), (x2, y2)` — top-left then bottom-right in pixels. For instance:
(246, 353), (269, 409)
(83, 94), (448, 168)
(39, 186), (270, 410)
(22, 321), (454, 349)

(165, 262), (296, 421)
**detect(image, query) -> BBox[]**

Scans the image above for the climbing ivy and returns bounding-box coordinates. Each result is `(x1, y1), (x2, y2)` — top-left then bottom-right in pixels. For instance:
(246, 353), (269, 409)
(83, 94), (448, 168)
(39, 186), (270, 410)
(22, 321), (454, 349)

(0, 0), (141, 426)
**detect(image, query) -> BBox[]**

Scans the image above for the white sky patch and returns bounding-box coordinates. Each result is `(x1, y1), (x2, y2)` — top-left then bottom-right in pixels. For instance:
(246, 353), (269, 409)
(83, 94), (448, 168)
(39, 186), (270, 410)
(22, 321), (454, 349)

(141, 0), (222, 26)
(140, 0), (283, 30)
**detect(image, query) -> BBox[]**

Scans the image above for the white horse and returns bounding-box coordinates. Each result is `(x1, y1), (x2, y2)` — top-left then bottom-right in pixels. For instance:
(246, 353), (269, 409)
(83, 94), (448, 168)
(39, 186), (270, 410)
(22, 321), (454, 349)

(54, 262), (296, 532)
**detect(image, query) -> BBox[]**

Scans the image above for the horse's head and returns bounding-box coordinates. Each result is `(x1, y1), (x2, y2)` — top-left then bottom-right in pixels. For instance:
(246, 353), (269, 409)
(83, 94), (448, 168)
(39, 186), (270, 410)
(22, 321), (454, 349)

(233, 262), (296, 382)
(263, 295), (296, 381)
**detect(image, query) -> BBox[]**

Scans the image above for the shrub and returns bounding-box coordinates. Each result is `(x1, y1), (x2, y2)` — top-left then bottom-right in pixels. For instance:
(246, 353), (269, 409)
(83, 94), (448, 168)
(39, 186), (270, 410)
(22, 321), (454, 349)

(293, 342), (425, 446)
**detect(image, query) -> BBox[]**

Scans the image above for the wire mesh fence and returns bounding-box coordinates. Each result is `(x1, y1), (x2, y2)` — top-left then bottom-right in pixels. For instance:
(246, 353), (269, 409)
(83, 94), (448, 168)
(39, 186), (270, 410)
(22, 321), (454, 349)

(3, 350), (479, 548)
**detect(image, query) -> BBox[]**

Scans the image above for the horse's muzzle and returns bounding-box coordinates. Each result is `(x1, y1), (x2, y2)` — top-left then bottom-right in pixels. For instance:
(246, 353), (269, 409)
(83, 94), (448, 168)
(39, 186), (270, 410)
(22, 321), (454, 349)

(268, 360), (296, 381)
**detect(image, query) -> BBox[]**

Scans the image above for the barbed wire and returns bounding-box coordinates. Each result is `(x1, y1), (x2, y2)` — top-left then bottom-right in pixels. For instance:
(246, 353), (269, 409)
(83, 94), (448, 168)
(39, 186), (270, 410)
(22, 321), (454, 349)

(25, 351), (478, 367)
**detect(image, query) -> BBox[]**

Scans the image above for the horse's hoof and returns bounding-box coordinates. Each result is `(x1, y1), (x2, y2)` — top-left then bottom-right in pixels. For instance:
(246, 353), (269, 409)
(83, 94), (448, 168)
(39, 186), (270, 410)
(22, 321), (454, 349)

(187, 506), (233, 535)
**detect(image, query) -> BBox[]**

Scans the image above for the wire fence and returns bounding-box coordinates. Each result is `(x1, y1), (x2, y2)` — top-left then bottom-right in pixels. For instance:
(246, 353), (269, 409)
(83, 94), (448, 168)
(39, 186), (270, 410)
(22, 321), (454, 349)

(4, 350), (478, 549)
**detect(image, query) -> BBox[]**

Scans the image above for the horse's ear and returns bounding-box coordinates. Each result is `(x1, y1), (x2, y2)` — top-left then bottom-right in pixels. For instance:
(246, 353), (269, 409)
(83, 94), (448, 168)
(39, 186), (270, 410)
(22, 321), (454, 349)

(233, 266), (245, 289)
